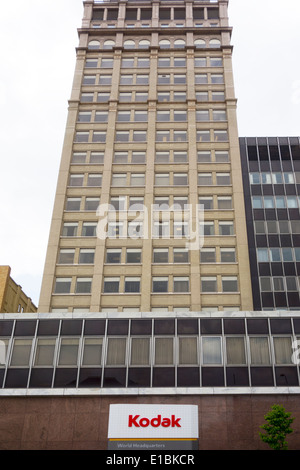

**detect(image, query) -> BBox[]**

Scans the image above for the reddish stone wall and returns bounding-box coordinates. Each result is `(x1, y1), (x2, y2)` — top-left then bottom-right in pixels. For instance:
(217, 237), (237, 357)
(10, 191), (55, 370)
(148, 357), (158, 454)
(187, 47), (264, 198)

(0, 394), (299, 450)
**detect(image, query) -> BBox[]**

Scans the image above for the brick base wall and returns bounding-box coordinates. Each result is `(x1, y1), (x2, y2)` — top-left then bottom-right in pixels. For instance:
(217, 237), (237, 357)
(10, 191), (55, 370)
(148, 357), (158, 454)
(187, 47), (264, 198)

(0, 394), (299, 450)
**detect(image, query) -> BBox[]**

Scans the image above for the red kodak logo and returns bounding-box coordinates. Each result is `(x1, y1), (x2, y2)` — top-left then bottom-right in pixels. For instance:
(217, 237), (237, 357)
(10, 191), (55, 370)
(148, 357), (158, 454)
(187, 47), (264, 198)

(128, 414), (181, 428)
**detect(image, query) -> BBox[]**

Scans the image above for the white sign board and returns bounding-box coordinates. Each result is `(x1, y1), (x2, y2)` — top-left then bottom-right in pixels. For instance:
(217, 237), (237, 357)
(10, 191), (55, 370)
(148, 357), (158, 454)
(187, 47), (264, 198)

(108, 404), (198, 440)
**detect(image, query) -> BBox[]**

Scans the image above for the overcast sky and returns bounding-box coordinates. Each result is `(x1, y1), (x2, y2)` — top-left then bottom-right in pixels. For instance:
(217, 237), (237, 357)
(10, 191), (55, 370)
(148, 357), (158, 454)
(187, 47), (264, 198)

(0, 0), (299, 307)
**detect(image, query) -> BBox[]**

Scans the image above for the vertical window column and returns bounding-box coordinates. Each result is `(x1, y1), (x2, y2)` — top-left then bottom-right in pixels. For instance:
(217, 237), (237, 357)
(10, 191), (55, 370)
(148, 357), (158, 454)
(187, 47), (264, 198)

(139, 52), (157, 313)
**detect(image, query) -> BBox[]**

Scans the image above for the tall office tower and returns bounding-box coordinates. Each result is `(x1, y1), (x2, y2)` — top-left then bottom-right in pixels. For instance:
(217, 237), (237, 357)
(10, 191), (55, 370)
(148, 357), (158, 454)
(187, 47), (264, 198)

(240, 137), (300, 311)
(39, 0), (253, 315)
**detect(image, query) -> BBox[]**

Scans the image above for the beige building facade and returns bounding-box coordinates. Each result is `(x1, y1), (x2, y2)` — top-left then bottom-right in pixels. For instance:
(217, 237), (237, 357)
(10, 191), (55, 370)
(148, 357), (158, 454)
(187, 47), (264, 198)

(38, 0), (253, 315)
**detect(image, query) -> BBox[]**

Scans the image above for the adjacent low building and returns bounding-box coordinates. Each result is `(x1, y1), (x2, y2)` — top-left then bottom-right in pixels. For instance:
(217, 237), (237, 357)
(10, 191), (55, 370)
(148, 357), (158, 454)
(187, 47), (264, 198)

(0, 266), (37, 314)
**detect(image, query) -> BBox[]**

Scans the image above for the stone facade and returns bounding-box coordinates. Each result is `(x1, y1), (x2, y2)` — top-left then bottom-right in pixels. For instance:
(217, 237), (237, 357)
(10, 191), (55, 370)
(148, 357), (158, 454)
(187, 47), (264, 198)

(38, 0), (253, 315)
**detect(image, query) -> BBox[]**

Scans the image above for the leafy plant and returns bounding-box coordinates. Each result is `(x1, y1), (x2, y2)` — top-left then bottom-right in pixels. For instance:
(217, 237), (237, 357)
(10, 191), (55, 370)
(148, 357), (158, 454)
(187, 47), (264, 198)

(259, 404), (294, 450)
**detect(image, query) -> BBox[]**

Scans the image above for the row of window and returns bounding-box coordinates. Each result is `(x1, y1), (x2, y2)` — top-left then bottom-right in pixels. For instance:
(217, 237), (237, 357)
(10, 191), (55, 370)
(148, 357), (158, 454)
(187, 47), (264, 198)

(71, 150), (230, 165)
(254, 220), (300, 235)
(93, 23), (219, 31)
(252, 195), (300, 210)
(66, 195), (233, 212)
(62, 215), (235, 238)
(4, 334), (297, 371)
(257, 247), (300, 263)
(77, 109), (227, 123)
(85, 56), (223, 70)
(61, 216), (235, 238)
(53, 275), (239, 295)
(92, 6), (219, 22)
(260, 276), (300, 293)
(250, 172), (300, 185)
(87, 38), (221, 51)
(82, 73), (224, 89)
(74, 129), (229, 143)
(68, 171), (232, 187)
(57, 246), (236, 266)
(84, 89), (225, 105)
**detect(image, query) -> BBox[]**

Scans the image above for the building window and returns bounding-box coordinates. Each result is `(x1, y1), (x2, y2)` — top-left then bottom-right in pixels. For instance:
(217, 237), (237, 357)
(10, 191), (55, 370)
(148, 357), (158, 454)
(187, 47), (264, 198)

(178, 337), (198, 365)
(214, 130), (228, 142)
(103, 277), (120, 293)
(155, 173), (169, 186)
(202, 337), (222, 364)
(108, 222), (123, 238)
(155, 338), (173, 365)
(124, 277), (141, 293)
(34, 339), (56, 367)
(153, 248), (169, 263)
(130, 338), (150, 366)
(79, 249), (95, 264)
(216, 173), (231, 185)
(100, 58), (113, 68)
(220, 248), (236, 263)
(218, 197), (232, 210)
(58, 249), (75, 264)
(198, 173), (212, 185)
(174, 173), (188, 186)
(173, 277), (189, 293)
(62, 223), (78, 237)
(226, 337), (246, 365)
(54, 278), (72, 294)
(82, 222), (97, 237)
(97, 93), (110, 102)
(92, 132), (106, 143)
(197, 131), (210, 142)
(126, 249), (142, 264)
(196, 110), (209, 121)
(249, 337), (270, 365)
(75, 278), (92, 294)
(200, 248), (216, 263)
(153, 277), (168, 293)
(273, 337), (293, 365)
(106, 249), (121, 264)
(195, 74), (208, 84)
(222, 276), (238, 293)
(130, 173), (145, 186)
(87, 174), (102, 187)
(112, 174), (127, 186)
(201, 277), (217, 293)
(82, 338), (103, 367)
(106, 338), (127, 366)
(10, 339), (33, 367)
(75, 132), (89, 143)
(203, 222), (215, 236)
(99, 75), (112, 85)
(219, 221), (234, 236)
(85, 198), (100, 211)
(58, 339), (79, 366)
(173, 248), (189, 263)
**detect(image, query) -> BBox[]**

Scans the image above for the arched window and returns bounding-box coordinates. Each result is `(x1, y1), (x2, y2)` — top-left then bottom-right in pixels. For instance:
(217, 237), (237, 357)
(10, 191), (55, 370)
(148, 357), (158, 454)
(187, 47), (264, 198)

(194, 39), (206, 48)
(103, 39), (115, 50)
(159, 39), (171, 49)
(209, 39), (221, 48)
(139, 39), (150, 49)
(174, 39), (186, 49)
(88, 40), (100, 50)
(124, 39), (136, 49)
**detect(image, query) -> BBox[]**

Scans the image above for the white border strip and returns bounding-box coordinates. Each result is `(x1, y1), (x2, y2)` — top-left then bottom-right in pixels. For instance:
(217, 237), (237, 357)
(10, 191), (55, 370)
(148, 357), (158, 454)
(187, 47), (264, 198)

(0, 386), (300, 396)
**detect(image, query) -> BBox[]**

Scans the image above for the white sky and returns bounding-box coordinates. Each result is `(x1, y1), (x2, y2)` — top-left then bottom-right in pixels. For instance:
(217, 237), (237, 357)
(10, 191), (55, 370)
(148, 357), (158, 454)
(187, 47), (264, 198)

(0, 0), (299, 307)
